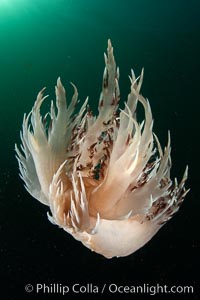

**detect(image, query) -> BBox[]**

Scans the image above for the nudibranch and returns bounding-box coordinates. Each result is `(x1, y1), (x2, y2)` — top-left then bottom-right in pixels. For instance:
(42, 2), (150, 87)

(15, 40), (189, 258)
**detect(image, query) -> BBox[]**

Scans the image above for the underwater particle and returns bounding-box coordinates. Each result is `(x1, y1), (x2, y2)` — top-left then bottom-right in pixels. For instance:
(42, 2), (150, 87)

(15, 40), (189, 258)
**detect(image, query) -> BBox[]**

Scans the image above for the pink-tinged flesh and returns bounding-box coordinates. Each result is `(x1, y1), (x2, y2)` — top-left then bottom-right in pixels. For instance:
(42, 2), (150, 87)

(15, 40), (189, 258)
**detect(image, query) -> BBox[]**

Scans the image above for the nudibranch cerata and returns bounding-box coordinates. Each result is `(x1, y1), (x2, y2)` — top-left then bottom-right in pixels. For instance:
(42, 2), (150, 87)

(15, 40), (189, 258)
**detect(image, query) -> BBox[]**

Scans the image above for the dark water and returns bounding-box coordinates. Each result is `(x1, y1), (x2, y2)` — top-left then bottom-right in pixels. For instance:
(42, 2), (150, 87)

(0, 0), (199, 299)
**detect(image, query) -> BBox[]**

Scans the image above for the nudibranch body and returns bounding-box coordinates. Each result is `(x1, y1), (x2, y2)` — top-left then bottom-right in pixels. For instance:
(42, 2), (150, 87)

(15, 40), (189, 258)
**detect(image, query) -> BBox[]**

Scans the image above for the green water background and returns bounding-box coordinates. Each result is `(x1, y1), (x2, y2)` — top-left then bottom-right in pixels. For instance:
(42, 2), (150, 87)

(0, 0), (199, 175)
(0, 0), (199, 299)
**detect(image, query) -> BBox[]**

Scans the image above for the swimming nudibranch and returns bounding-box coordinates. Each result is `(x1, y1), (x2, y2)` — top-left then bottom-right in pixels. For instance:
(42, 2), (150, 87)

(15, 40), (189, 258)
